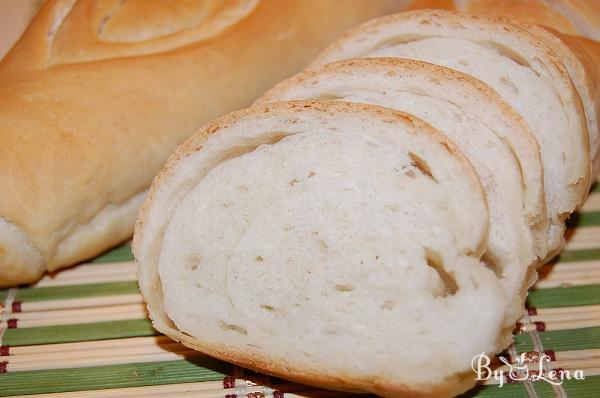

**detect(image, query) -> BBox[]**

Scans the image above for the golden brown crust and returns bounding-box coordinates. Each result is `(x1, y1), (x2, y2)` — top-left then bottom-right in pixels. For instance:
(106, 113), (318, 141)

(133, 100), (488, 398)
(0, 0), (404, 286)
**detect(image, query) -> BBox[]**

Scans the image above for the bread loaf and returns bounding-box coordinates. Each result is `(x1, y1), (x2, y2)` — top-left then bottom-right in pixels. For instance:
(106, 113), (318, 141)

(258, 57), (546, 326)
(312, 9), (592, 259)
(406, 0), (600, 41)
(132, 8), (597, 397)
(0, 0), (405, 287)
(134, 100), (509, 398)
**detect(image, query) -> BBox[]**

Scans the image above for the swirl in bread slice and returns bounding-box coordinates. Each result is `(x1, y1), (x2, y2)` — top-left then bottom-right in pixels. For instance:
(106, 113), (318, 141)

(134, 101), (508, 398)
(313, 9), (591, 258)
(258, 58), (545, 326)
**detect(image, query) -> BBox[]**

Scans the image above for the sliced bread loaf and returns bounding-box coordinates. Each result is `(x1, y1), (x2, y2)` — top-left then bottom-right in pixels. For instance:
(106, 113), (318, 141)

(523, 26), (600, 179)
(406, 0), (600, 41)
(134, 100), (508, 398)
(258, 58), (545, 324)
(312, 9), (591, 257)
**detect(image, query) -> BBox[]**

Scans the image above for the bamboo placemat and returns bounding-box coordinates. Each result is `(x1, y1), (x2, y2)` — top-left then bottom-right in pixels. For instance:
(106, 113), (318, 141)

(1, 184), (600, 397)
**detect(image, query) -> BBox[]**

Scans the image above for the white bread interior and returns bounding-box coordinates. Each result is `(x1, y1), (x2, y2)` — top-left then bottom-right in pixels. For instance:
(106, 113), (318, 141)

(313, 9), (592, 257)
(134, 100), (509, 398)
(258, 57), (547, 325)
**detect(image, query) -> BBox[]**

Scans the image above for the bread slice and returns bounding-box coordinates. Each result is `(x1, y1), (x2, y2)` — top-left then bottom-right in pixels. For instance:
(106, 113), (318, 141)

(134, 100), (508, 398)
(523, 26), (600, 179)
(258, 57), (545, 325)
(313, 9), (591, 256)
(406, 0), (600, 41)
(0, 0), (407, 287)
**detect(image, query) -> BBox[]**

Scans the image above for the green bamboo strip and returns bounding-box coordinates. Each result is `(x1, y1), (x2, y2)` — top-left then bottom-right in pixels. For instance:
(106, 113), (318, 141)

(532, 381), (556, 398)
(536, 327), (600, 352)
(89, 244), (134, 264)
(2, 319), (158, 346)
(462, 374), (600, 397)
(554, 248), (600, 263)
(567, 212), (600, 228)
(513, 327), (600, 352)
(10, 281), (139, 303)
(514, 333), (534, 352)
(0, 358), (230, 397)
(527, 285), (600, 308)
(563, 375), (600, 397)
(458, 382), (528, 397)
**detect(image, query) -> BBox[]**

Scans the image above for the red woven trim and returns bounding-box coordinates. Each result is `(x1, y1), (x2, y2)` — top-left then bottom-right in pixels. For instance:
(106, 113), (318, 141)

(534, 321), (546, 332)
(544, 350), (556, 361)
(223, 376), (236, 389)
(513, 322), (525, 334)
(11, 301), (22, 313)
(245, 393), (266, 398)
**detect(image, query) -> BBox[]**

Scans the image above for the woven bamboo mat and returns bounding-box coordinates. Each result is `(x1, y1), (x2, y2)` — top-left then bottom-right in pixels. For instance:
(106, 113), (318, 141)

(1, 185), (600, 397)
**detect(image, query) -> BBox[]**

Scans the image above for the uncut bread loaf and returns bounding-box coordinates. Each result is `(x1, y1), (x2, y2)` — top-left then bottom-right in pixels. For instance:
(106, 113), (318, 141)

(258, 58), (546, 326)
(406, 0), (600, 41)
(312, 9), (591, 260)
(0, 0), (405, 287)
(134, 100), (509, 398)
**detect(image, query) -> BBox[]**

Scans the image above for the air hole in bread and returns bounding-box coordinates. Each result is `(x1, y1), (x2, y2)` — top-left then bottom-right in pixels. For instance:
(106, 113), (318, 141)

(218, 320), (248, 335)
(318, 239), (329, 251)
(500, 77), (519, 94)
(334, 284), (355, 292)
(482, 254), (502, 277)
(381, 300), (396, 310)
(220, 133), (290, 162)
(408, 152), (437, 182)
(187, 254), (202, 271)
(369, 34), (427, 52)
(480, 41), (532, 69)
(424, 248), (459, 296)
